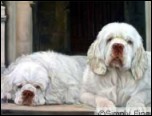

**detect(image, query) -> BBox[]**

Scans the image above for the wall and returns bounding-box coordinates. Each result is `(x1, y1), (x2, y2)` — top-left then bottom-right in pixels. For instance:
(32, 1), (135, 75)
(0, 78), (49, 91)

(1, 2), (6, 72)
(6, 1), (33, 65)
(145, 1), (151, 51)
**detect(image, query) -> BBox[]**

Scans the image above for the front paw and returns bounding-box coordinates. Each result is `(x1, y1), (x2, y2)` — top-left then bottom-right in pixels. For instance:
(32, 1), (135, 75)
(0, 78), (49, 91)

(95, 96), (115, 108)
(126, 102), (146, 115)
(95, 97), (116, 115)
(1, 92), (12, 103)
(127, 101), (145, 107)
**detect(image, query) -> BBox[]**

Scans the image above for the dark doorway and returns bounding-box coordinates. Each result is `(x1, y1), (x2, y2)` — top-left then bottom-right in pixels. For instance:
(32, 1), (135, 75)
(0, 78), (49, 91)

(32, 2), (70, 53)
(69, 1), (124, 54)
(32, 1), (145, 54)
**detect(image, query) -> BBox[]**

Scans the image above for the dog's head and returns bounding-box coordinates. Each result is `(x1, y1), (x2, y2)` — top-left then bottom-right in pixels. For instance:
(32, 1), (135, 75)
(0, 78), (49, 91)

(1, 61), (49, 106)
(88, 22), (148, 80)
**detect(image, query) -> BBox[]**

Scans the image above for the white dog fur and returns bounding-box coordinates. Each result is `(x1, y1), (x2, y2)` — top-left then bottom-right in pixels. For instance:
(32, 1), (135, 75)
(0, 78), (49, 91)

(80, 22), (151, 109)
(1, 51), (86, 106)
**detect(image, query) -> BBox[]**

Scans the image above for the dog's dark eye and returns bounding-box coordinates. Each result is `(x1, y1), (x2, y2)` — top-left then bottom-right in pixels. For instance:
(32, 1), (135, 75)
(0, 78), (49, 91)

(35, 85), (41, 89)
(17, 85), (22, 89)
(127, 40), (133, 45)
(107, 37), (113, 43)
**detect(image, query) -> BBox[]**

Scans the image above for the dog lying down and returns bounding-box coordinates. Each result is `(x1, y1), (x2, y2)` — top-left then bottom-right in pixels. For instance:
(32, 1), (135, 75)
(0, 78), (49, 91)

(1, 51), (87, 106)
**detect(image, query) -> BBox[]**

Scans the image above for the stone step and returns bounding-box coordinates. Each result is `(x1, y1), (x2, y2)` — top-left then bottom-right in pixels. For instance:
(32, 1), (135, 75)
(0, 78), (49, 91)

(1, 103), (95, 115)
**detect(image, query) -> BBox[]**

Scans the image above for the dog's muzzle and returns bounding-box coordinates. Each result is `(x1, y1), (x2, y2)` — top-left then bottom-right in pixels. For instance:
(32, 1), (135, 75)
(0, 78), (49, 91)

(22, 90), (35, 106)
(110, 43), (124, 68)
(112, 43), (124, 56)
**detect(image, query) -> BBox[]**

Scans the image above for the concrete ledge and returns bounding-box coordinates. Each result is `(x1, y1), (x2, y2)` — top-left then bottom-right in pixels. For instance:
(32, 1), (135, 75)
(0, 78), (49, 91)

(1, 103), (95, 115)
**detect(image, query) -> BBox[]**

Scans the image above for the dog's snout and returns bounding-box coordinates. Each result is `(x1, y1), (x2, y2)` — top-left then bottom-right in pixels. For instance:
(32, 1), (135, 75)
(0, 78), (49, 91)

(112, 43), (124, 58)
(112, 43), (124, 50)
(22, 90), (35, 105)
(22, 90), (34, 97)
(112, 43), (124, 54)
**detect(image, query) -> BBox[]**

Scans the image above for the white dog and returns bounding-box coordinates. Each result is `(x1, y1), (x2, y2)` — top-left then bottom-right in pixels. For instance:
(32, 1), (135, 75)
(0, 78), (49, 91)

(80, 22), (151, 109)
(1, 51), (86, 106)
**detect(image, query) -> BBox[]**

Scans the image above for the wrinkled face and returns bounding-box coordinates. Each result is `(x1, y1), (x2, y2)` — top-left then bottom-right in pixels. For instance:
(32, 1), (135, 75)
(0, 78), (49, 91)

(98, 23), (142, 70)
(10, 62), (49, 106)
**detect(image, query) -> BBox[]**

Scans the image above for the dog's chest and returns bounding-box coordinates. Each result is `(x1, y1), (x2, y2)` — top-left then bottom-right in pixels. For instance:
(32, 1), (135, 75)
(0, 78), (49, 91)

(98, 70), (137, 106)
(114, 71), (137, 106)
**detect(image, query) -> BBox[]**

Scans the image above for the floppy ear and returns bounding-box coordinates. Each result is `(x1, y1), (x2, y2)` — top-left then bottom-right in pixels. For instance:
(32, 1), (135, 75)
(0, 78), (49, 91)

(131, 46), (148, 80)
(87, 39), (107, 75)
